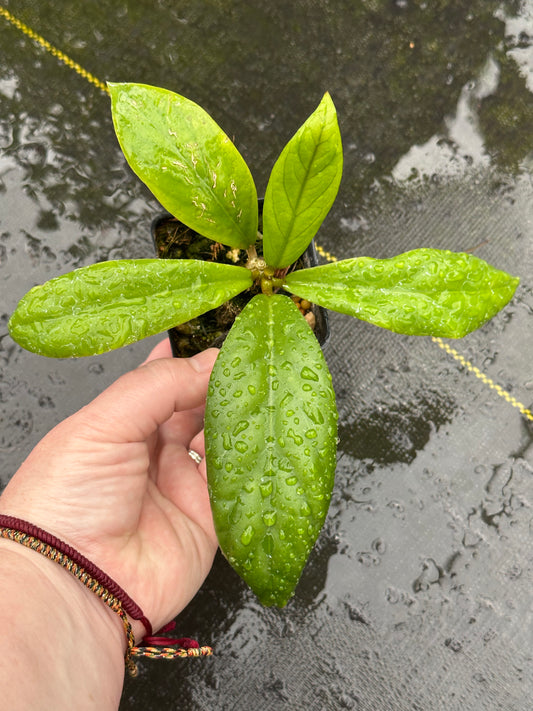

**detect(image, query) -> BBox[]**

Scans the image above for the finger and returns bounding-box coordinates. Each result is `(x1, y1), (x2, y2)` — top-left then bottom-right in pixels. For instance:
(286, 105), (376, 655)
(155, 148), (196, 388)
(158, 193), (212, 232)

(151, 405), (206, 466)
(157, 450), (215, 534)
(76, 349), (219, 443)
(187, 430), (208, 483)
(141, 338), (173, 364)
(188, 429), (206, 458)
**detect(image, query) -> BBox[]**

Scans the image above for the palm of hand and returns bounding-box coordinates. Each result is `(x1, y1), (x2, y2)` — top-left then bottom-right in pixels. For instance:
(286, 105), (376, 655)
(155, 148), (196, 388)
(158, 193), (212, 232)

(0, 343), (219, 638)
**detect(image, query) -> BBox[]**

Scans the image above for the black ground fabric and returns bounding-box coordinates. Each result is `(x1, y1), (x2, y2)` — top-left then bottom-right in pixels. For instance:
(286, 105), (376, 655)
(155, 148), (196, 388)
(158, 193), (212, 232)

(0, 2), (531, 709)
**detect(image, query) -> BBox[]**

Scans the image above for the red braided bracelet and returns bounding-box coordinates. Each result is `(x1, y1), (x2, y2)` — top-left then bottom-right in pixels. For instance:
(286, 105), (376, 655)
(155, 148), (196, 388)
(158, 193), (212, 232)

(0, 514), (212, 675)
(0, 514), (153, 635)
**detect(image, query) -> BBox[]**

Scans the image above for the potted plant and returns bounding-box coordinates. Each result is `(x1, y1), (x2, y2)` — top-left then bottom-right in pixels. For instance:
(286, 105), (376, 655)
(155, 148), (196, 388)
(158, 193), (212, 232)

(8, 83), (520, 607)
(151, 200), (330, 357)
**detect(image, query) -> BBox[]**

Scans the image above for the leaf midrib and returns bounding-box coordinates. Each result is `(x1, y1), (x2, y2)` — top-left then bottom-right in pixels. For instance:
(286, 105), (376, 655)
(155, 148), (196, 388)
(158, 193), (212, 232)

(162, 94), (254, 247)
(273, 127), (327, 264)
(291, 278), (504, 300)
(16, 275), (250, 327)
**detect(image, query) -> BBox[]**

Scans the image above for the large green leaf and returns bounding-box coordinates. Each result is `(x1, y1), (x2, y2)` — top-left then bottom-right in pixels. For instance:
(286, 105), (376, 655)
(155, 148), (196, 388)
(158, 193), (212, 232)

(108, 82), (258, 250)
(205, 294), (338, 607)
(8, 259), (252, 357)
(262, 92), (343, 269)
(285, 249), (519, 338)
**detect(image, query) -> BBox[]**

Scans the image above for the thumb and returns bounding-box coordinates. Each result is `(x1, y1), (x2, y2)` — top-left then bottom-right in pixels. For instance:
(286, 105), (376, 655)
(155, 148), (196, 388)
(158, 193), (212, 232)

(76, 349), (218, 442)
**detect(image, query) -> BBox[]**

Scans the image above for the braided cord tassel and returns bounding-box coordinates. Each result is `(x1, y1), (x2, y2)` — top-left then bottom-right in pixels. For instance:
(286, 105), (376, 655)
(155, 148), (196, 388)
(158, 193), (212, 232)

(132, 645), (213, 661)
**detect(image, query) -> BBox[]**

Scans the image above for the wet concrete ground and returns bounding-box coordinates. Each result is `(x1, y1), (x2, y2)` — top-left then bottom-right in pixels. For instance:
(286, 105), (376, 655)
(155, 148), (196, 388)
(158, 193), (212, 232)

(0, 1), (532, 709)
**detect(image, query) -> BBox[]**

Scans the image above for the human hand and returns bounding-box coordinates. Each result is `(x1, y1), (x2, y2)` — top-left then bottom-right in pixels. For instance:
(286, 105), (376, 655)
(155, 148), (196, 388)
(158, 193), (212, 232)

(0, 339), (219, 641)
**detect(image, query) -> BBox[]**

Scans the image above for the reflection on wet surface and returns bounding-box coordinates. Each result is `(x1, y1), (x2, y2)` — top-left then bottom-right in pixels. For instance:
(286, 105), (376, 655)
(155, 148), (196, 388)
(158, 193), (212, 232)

(1, 1), (532, 709)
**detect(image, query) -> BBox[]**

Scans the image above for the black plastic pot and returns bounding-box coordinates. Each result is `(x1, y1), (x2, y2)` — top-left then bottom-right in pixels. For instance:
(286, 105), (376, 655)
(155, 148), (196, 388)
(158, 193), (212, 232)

(152, 202), (329, 357)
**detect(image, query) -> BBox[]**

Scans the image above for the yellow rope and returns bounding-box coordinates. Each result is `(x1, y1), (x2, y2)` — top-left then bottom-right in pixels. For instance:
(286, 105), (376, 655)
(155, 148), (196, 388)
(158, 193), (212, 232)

(315, 243), (338, 263)
(0, 5), (109, 94)
(1, 4), (529, 423)
(431, 337), (533, 421)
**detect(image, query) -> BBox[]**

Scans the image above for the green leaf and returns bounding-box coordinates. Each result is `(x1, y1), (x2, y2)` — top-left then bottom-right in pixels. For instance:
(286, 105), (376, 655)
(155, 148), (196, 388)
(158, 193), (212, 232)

(205, 294), (338, 607)
(8, 259), (252, 357)
(263, 92), (343, 269)
(108, 82), (258, 250)
(285, 249), (520, 338)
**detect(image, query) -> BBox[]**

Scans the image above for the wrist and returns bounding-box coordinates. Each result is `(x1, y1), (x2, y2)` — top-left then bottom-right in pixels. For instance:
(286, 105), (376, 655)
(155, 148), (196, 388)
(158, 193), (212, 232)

(0, 514), (151, 645)
(0, 536), (126, 708)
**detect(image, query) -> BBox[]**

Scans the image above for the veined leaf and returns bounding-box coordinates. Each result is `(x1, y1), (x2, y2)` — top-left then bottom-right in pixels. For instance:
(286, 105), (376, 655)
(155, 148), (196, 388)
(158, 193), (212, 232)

(108, 82), (258, 250)
(8, 259), (252, 357)
(285, 249), (520, 338)
(263, 92), (343, 269)
(205, 294), (338, 607)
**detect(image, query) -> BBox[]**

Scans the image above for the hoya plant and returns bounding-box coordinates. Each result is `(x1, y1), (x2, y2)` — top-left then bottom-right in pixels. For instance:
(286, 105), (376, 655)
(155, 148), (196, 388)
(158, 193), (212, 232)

(8, 83), (519, 607)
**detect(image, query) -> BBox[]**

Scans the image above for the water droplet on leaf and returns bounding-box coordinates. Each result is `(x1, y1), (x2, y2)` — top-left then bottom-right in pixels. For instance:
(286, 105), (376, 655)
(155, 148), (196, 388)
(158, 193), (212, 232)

(262, 510), (277, 526)
(301, 366), (319, 381)
(233, 420), (249, 436)
(240, 525), (255, 546)
(260, 481), (273, 497)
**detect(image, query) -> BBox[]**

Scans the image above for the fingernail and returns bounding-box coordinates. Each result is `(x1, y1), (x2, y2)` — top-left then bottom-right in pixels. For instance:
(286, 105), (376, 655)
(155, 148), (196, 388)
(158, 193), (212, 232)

(189, 348), (218, 373)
